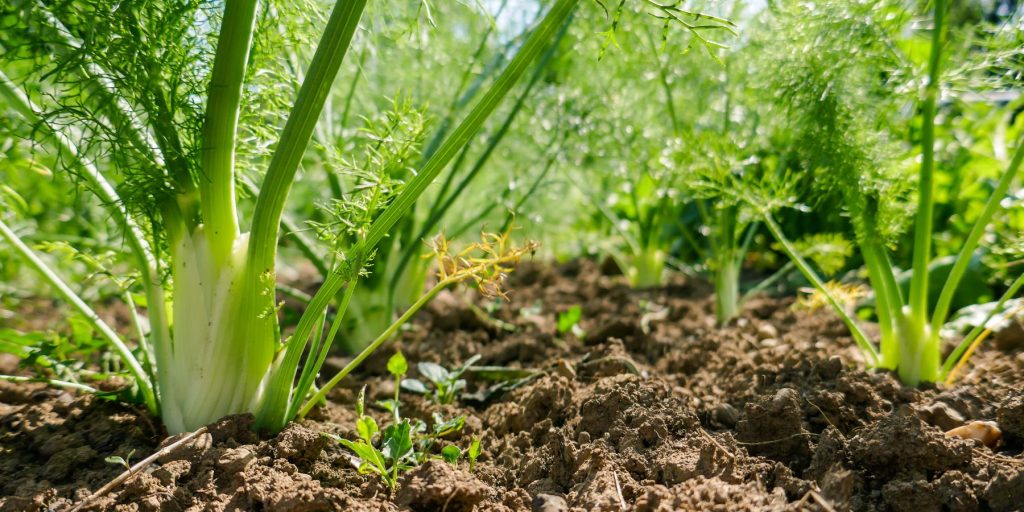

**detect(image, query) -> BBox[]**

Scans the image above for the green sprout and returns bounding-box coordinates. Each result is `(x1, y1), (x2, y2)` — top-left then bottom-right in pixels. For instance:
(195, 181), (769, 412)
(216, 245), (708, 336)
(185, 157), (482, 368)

(402, 355), (482, 405)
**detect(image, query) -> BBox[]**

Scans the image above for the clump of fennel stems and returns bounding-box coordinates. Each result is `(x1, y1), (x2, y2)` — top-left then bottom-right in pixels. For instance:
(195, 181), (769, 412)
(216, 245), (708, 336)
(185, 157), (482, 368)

(751, 0), (1024, 386)
(0, 0), (578, 434)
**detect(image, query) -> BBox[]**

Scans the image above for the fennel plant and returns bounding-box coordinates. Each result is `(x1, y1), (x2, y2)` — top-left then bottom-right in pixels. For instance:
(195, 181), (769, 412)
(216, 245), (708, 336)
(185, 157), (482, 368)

(751, 0), (1024, 385)
(0, 0), (578, 433)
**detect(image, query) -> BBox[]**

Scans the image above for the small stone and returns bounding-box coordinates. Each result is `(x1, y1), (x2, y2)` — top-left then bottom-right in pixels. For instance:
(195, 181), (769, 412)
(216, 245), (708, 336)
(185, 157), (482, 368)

(816, 356), (843, 379)
(756, 322), (779, 340)
(216, 447), (255, 473)
(553, 360), (576, 379)
(993, 318), (1024, 351)
(919, 402), (966, 431)
(713, 403), (740, 427)
(532, 493), (569, 512)
(771, 388), (799, 414)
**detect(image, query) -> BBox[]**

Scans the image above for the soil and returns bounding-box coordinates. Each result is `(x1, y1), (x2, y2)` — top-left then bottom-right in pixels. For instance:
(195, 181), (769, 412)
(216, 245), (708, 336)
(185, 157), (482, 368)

(1, 259), (1023, 511)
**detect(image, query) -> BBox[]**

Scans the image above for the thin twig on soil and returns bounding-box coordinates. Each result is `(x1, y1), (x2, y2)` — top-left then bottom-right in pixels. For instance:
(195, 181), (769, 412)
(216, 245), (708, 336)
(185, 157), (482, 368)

(805, 398), (843, 436)
(974, 448), (1024, 466)
(612, 470), (627, 511)
(67, 427), (208, 512)
(698, 428), (736, 461)
(442, 490), (458, 512)
(795, 490), (838, 512)
(734, 432), (818, 446)
(810, 490), (838, 512)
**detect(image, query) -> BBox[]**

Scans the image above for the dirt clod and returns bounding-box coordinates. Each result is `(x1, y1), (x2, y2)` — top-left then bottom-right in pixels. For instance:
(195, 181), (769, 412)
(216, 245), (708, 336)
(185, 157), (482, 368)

(395, 461), (489, 512)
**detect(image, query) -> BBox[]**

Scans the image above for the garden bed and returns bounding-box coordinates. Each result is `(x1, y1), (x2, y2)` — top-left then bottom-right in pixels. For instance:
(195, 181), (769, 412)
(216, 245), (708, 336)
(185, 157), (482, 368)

(2, 260), (1022, 511)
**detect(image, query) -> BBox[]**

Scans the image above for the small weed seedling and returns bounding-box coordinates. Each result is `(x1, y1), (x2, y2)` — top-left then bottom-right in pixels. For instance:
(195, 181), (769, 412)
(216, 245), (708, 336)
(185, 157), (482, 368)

(335, 387), (415, 490)
(402, 355), (481, 405)
(557, 305), (585, 339)
(103, 450), (136, 472)
(467, 437), (482, 472)
(336, 352), (482, 489)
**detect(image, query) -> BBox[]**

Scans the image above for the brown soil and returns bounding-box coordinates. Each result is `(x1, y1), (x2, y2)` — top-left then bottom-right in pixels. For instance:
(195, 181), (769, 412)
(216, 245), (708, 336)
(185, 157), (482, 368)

(1, 260), (1023, 511)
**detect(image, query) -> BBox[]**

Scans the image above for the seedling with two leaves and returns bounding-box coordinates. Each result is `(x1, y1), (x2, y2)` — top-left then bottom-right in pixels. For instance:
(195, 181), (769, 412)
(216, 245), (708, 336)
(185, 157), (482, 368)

(401, 354), (481, 405)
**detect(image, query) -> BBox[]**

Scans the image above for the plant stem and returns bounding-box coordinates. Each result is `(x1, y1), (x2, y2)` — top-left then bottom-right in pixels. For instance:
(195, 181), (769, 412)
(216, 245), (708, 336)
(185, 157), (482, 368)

(907, 0), (946, 331)
(297, 278), (452, 418)
(0, 219), (156, 412)
(942, 272), (1024, 377)
(388, 13), (571, 303)
(741, 261), (794, 303)
(762, 214), (880, 365)
(285, 279), (359, 421)
(629, 247), (667, 288)
(271, 0), (580, 428)
(0, 69), (172, 409)
(930, 137), (1024, 335)
(861, 239), (899, 369)
(248, 0), (367, 284)
(200, 0), (258, 263)
(715, 257), (740, 324)
(0, 375), (99, 394)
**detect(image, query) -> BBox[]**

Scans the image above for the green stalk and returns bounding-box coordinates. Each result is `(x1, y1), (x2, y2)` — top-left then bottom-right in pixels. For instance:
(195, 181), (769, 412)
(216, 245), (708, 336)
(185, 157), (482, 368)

(930, 138), (1024, 335)
(389, 17), (570, 302)
(896, 308), (939, 386)
(297, 277), (451, 419)
(861, 239), (899, 368)
(763, 214), (880, 365)
(629, 247), (667, 288)
(286, 279), (359, 421)
(247, 0), (366, 285)
(0, 375), (99, 394)
(942, 272), (1024, 377)
(0, 70), (171, 408)
(714, 257), (740, 324)
(741, 261), (794, 303)
(200, 0), (259, 263)
(356, 0), (578, 256)
(240, 177), (328, 276)
(907, 0), (946, 331)
(238, 0), (365, 432)
(0, 219), (156, 412)
(712, 205), (740, 323)
(263, 0), (580, 427)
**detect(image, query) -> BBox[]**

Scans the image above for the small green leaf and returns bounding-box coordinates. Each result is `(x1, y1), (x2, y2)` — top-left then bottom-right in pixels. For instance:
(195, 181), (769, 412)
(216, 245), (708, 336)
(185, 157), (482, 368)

(441, 445), (461, 465)
(382, 421), (414, 463)
(355, 386), (366, 417)
(387, 351), (408, 378)
(432, 413), (466, 437)
(339, 438), (387, 476)
(376, 398), (400, 416)
(68, 314), (95, 347)
(454, 355), (482, 377)
(104, 455), (128, 468)
(400, 378), (429, 394)
(468, 437), (482, 472)
(557, 305), (583, 334)
(357, 415), (378, 444)
(417, 362), (449, 385)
